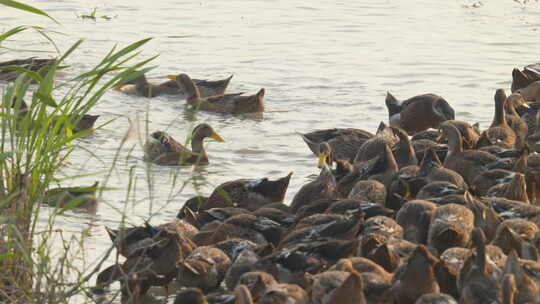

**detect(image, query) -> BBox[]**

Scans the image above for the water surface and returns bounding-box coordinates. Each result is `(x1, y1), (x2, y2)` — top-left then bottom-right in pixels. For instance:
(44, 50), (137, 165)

(1, 0), (539, 302)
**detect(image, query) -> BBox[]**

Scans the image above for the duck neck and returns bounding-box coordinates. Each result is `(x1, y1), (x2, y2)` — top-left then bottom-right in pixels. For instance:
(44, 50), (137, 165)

(183, 78), (201, 103)
(446, 129), (463, 157)
(494, 96), (507, 126)
(191, 134), (207, 160)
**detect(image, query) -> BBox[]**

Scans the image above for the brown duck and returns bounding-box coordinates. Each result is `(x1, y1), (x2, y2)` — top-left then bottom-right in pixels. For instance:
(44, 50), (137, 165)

(173, 73), (265, 113)
(143, 123), (224, 166)
(199, 172), (292, 211)
(385, 92), (455, 135)
(477, 89), (517, 149)
(300, 128), (373, 163)
(439, 121), (497, 186)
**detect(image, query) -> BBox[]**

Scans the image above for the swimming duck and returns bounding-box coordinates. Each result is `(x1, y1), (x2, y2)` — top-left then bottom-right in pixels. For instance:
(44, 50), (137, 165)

(354, 122), (399, 163)
(512, 64), (540, 93)
(43, 181), (99, 209)
(347, 180), (387, 206)
(471, 169), (516, 196)
(259, 283), (309, 304)
(235, 271), (277, 302)
(177, 246), (232, 291)
(174, 288), (208, 304)
(300, 128), (374, 163)
(97, 223), (197, 304)
(200, 172), (292, 211)
(414, 293), (457, 304)
(416, 181), (466, 199)
(234, 285), (255, 304)
(386, 245), (440, 304)
(417, 147), (468, 190)
(116, 73), (233, 98)
(385, 91), (455, 135)
(446, 120), (480, 150)
(477, 89), (517, 149)
(105, 220), (198, 258)
(504, 93), (529, 142)
(439, 121), (497, 186)
(172, 73), (265, 114)
(516, 80), (540, 102)
(459, 228), (502, 304)
(396, 200), (437, 244)
(501, 273), (517, 304)
(491, 219), (539, 255)
(209, 214), (285, 247)
(113, 73), (180, 97)
(485, 172), (529, 203)
(502, 251), (540, 303)
(143, 123), (224, 166)
(0, 57), (56, 82)
(290, 165), (340, 213)
(391, 126), (418, 167)
(427, 203), (474, 255)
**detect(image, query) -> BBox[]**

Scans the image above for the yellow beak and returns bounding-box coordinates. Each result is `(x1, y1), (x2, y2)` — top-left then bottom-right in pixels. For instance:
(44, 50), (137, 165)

(318, 152), (329, 169)
(523, 102), (530, 108)
(112, 84), (125, 90)
(166, 75), (177, 81)
(211, 130), (225, 142)
(436, 135), (444, 142)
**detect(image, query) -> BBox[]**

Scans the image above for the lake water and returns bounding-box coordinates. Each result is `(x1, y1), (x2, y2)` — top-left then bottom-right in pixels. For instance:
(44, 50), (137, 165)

(1, 0), (539, 302)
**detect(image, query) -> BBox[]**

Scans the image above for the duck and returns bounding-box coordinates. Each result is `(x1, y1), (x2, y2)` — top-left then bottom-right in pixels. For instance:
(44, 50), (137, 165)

(177, 246), (232, 291)
(491, 219), (539, 255)
(259, 283), (309, 304)
(385, 245), (440, 304)
(209, 214), (285, 247)
(395, 200), (437, 244)
(414, 293), (457, 304)
(439, 121), (497, 186)
(143, 123), (224, 166)
(459, 228), (502, 304)
(511, 64), (540, 93)
(477, 89), (517, 149)
(385, 91), (455, 135)
(113, 73), (181, 97)
(43, 181), (99, 209)
(516, 80), (540, 102)
(471, 169), (517, 197)
(354, 122), (399, 163)
(427, 203), (474, 255)
(199, 172), (292, 211)
(172, 73), (265, 114)
(300, 128), (374, 163)
(347, 180), (387, 206)
(173, 288), (208, 304)
(485, 172), (529, 203)
(290, 165), (340, 213)
(391, 126), (418, 167)
(445, 120), (480, 150)
(502, 251), (540, 303)
(501, 273), (517, 304)
(504, 93), (529, 142)
(317, 259), (367, 304)
(115, 73), (233, 98)
(104, 220), (198, 258)
(96, 223), (197, 304)
(235, 271), (277, 301)
(417, 147), (468, 190)
(315, 142), (355, 181)
(0, 57), (56, 82)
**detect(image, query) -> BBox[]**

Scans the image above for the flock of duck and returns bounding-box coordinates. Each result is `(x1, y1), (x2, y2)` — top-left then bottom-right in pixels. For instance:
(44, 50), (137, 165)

(5, 58), (540, 304)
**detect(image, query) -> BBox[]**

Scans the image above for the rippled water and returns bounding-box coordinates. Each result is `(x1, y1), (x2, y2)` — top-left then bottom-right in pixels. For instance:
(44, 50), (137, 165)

(1, 0), (540, 302)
